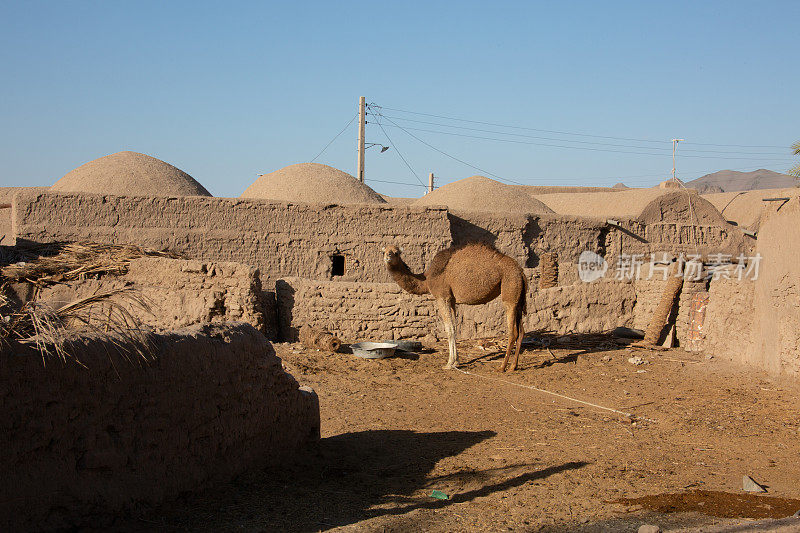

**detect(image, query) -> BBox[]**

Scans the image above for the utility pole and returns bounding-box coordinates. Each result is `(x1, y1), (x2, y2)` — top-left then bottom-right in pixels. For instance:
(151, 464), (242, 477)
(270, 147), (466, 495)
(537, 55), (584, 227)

(428, 172), (435, 194)
(671, 138), (684, 182)
(357, 96), (366, 183)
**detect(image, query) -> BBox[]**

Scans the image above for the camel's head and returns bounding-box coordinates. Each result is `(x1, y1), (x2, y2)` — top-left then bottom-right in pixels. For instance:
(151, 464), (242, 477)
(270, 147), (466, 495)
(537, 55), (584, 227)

(381, 245), (403, 266)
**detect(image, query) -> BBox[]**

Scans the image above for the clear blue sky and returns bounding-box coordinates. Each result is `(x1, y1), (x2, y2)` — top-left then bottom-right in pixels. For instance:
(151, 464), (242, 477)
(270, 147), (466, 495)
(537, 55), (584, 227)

(2, 1), (798, 197)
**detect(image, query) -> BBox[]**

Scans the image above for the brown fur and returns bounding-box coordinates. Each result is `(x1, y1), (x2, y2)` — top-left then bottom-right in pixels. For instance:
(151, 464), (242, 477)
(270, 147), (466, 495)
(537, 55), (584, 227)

(382, 242), (528, 371)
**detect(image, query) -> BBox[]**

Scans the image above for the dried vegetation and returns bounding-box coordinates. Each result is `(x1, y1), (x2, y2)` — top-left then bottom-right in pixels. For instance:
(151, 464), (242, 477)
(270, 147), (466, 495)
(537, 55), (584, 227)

(0, 241), (174, 364)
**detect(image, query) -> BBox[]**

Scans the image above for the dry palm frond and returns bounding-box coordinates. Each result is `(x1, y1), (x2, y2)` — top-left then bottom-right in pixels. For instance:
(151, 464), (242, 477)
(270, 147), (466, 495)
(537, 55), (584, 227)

(790, 140), (800, 179)
(1, 286), (155, 366)
(1, 241), (182, 285)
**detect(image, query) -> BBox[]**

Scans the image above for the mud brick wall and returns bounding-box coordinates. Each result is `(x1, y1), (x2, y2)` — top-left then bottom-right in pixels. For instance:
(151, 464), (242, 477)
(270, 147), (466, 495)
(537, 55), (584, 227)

(703, 277), (755, 365)
(0, 323), (319, 532)
(612, 219), (753, 260)
(751, 196), (800, 377)
(459, 279), (637, 338)
(0, 187), (49, 245)
(35, 257), (277, 340)
(276, 278), (439, 342)
(448, 211), (533, 266)
(276, 276), (637, 342)
(11, 191), (451, 283)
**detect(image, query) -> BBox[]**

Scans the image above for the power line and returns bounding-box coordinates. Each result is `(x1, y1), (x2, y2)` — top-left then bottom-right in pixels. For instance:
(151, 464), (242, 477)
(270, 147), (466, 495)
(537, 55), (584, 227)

(376, 105), (790, 150)
(370, 111), (427, 188)
(374, 111), (526, 186)
(366, 178), (429, 188)
(373, 122), (794, 162)
(311, 113), (358, 162)
(376, 114), (789, 155)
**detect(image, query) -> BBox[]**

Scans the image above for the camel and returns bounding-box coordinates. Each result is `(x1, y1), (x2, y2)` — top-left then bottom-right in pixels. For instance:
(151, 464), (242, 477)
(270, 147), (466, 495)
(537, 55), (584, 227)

(382, 242), (527, 371)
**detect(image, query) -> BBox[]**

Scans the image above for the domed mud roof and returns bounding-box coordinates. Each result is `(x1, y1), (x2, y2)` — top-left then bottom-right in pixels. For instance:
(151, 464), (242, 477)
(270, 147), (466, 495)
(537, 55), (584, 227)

(52, 151), (211, 197)
(241, 162), (386, 204)
(637, 190), (727, 226)
(415, 175), (554, 214)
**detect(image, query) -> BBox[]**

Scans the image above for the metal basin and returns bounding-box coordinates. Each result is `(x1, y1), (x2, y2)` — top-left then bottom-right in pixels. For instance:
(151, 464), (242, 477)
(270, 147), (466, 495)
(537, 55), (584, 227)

(350, 342), (397, 359)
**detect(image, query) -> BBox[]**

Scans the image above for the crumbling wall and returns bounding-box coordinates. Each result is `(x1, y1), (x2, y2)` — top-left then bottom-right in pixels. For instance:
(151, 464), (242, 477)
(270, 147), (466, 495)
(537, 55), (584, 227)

(35, 257), (277, 339)
(276, 276), (636, 342)
(632, 268), (709, 346)
(12, 191), (452, 283)
(0, 323), (319, 532)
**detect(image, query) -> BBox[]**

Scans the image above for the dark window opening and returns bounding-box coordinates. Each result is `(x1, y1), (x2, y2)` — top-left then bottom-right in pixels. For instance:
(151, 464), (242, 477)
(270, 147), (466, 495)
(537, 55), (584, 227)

(331, 255), (345, 276)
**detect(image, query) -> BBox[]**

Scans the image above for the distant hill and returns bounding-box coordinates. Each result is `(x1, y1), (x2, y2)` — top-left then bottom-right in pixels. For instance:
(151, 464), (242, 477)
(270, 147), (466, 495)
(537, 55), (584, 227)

(686, 169), (797, 192)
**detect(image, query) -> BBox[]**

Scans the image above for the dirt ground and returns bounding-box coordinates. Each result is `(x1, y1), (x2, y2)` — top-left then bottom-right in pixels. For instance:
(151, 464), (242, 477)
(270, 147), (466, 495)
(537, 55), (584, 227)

(127, 334), (800, 532)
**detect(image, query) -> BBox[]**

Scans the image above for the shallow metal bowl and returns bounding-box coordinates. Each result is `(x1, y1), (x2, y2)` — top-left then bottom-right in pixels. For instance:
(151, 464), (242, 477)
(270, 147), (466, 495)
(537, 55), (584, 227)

(350, 342), (397, 359)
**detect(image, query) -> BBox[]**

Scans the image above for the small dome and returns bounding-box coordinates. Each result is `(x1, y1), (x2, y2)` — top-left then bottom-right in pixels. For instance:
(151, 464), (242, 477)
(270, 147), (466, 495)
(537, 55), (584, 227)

(241, 163), (386, 204)
(415, 175), (554, 214)
(637, 191), (727, 226)
(52, 151), (211, 197)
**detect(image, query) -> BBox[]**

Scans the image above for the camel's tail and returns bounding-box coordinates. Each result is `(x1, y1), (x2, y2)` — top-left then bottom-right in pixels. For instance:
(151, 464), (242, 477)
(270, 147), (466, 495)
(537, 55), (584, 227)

(518, 273), (528, 317)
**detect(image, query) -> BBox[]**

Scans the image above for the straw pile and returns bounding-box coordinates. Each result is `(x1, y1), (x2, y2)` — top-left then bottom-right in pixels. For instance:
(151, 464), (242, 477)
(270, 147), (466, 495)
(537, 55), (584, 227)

(415, 176), (554, 214)
(52, 151), (211, 197)
(0, 287), (153, 364)
(1, 242), (182, 286)
(241, 163), (386, 205)
(637, 191), (727, 226)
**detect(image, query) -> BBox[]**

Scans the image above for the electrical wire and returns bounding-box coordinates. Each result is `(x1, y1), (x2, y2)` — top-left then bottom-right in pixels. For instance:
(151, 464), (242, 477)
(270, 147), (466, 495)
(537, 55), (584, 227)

(373, 121), (794, 162)
(377, 115), (789, 156)
(370, 111), (427, 188)
(367, 178), (429, 188)
(375, 105), (790, 149)
(373, 111), (526, 186)
(311, 113), (358, 162)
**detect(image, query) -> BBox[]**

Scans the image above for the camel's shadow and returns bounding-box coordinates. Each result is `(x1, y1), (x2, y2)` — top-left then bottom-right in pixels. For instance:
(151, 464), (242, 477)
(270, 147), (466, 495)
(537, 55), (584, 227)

(460, 332), (627, 370)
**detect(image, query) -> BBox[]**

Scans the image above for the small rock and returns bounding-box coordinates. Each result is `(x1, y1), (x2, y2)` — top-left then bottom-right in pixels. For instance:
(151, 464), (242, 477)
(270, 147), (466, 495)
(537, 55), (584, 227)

(704, 353), (714, 360)
(743, 475), (767, 493)
(628, 356), (647, 365)
(638, 525), (661, 533)
(602, 355), (612, 362)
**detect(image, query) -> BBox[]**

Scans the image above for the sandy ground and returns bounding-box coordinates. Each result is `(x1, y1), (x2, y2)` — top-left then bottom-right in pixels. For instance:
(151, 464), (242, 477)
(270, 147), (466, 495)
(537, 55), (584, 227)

(126, 334), (800, 532)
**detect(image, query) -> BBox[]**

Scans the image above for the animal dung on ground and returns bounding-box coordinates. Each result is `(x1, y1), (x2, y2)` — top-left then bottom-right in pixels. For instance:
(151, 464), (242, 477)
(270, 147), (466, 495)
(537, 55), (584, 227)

(299, 325), (341, 352)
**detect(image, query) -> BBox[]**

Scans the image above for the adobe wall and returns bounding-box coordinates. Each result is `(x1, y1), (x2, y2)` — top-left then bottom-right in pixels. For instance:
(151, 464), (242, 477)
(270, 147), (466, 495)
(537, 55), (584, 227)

(703, 277), (755, 365)
(276, 276), (636, 342)
(11, 191), (452, 284)
(32, 257), (276, 340)
(0, 323), (319, 532)
(0, 187), (49, 245)
(750, 196), (800, 376)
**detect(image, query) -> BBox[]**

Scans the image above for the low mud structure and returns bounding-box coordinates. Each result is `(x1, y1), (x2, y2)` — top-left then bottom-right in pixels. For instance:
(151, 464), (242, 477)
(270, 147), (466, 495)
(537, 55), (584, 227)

(0, 324), (319, 531)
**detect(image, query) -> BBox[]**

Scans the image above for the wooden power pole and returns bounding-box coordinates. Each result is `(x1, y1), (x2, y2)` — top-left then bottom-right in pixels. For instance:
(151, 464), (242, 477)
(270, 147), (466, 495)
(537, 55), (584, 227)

(428, 172), (434, 194)
(357, 96), (366, 183)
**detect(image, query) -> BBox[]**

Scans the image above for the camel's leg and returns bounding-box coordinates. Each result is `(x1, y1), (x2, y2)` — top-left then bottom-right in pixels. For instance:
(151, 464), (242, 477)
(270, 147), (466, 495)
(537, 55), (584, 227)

(436, 298), (458, 369)
(509, 315), (525, 372)
(499, 302), (520, 372)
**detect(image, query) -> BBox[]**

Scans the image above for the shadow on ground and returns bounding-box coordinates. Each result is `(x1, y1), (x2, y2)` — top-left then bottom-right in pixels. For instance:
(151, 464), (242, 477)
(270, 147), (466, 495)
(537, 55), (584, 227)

(125, 429), (587, 532)
(460, 332), (629, 370)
